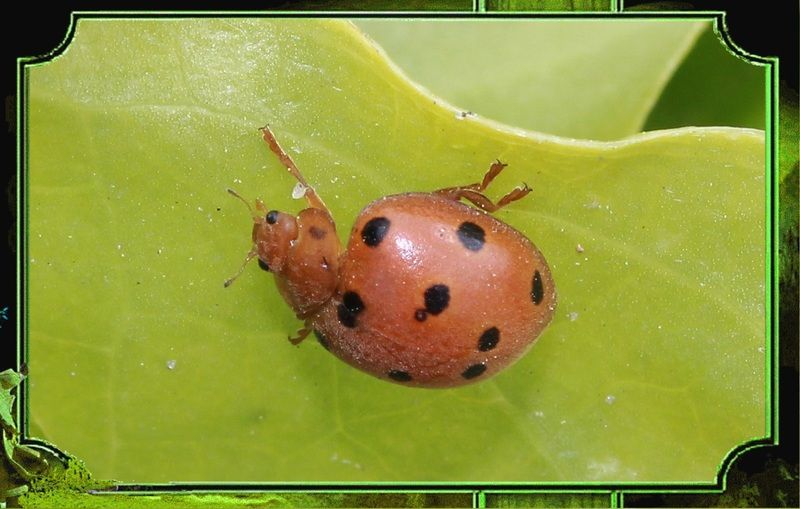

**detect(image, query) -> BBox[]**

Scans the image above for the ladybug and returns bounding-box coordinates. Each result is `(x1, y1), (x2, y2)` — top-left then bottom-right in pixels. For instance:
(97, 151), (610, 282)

(226, 126), (556, 388)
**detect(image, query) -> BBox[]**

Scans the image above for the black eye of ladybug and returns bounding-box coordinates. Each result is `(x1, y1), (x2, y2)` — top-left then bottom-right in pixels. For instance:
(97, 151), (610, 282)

(266, 210), (279, 224)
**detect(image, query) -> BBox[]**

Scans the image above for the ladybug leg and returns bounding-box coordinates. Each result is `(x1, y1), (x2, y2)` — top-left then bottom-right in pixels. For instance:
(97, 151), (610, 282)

(494, 183), (532, 209)
(288, 322), (314, 345)
(476, 159), (509, 192)
(433, 160), (507, 197)
(435, 188), (493, 211)
(435, 160), (531, 212)
(260, 125), (332, 215)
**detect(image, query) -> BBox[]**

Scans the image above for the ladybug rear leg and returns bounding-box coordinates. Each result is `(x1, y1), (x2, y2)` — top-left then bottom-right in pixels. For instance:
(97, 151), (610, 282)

(435, 160), (531, 212)
(260, 125), (332, 216)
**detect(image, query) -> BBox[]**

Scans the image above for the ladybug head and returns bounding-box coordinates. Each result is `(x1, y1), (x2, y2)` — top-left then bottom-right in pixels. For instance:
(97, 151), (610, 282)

(251, 208), (298, 274)
(224, 188), (340, 319)
(223, 189), (297, 288)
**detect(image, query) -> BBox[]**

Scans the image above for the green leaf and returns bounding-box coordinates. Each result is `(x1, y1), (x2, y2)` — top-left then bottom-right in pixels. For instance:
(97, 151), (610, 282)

(0, 369), (22, 432)
(356, 19), (706, 140)
(0, 369), (23, 392)
(27, 18), (765, 483)
(643, 27), (766, 132)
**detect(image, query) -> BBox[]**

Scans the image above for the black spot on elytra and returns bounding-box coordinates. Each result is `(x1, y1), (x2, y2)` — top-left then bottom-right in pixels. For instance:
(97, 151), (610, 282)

(257, 259), (271, 272)
(388, 370), (412, 382)
(531, 270), (544, 305)
(309, 226), (326, 239)
(266, 210), (279, 224)
(424, 284), (450, 315)
(414, 309), (428, 322)
(361, 217), (390, 247)
(337, 291), (365, 328)
(313, 330), (330, 350)
(457, 221), (485, 251)
(478, 327), (500, 352)
(462, 363), (487, 380)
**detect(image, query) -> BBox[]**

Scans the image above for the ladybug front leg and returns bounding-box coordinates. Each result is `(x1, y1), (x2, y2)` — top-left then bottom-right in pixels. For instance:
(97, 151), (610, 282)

(435, 160), (531, 212)
(260, 125), (332, 216)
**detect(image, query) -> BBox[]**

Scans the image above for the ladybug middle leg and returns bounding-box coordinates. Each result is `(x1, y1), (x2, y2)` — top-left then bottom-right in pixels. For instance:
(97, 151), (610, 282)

(289, 321), (314, 345)
(434, 160), (531, 212)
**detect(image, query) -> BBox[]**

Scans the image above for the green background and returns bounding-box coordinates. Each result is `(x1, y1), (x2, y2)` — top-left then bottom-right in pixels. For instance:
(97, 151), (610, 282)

(26, 18), (766, 483)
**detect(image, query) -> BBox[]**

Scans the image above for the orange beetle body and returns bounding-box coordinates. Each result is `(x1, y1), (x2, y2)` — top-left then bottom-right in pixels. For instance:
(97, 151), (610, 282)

(229, 127), (556, 388)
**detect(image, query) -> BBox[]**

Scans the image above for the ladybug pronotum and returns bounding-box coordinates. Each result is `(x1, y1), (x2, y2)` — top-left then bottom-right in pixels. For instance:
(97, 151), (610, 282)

(226, 126), (556, 388)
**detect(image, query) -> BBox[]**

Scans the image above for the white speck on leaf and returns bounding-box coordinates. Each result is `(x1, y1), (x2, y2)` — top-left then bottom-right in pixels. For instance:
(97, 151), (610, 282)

(292, 182), (307, 199)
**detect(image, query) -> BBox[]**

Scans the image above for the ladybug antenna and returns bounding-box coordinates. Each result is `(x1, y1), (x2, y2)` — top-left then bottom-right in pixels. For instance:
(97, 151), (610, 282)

(227, 188), (265, 222)
(224, 248), (258, 288)
(225, 188), (266, 288)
